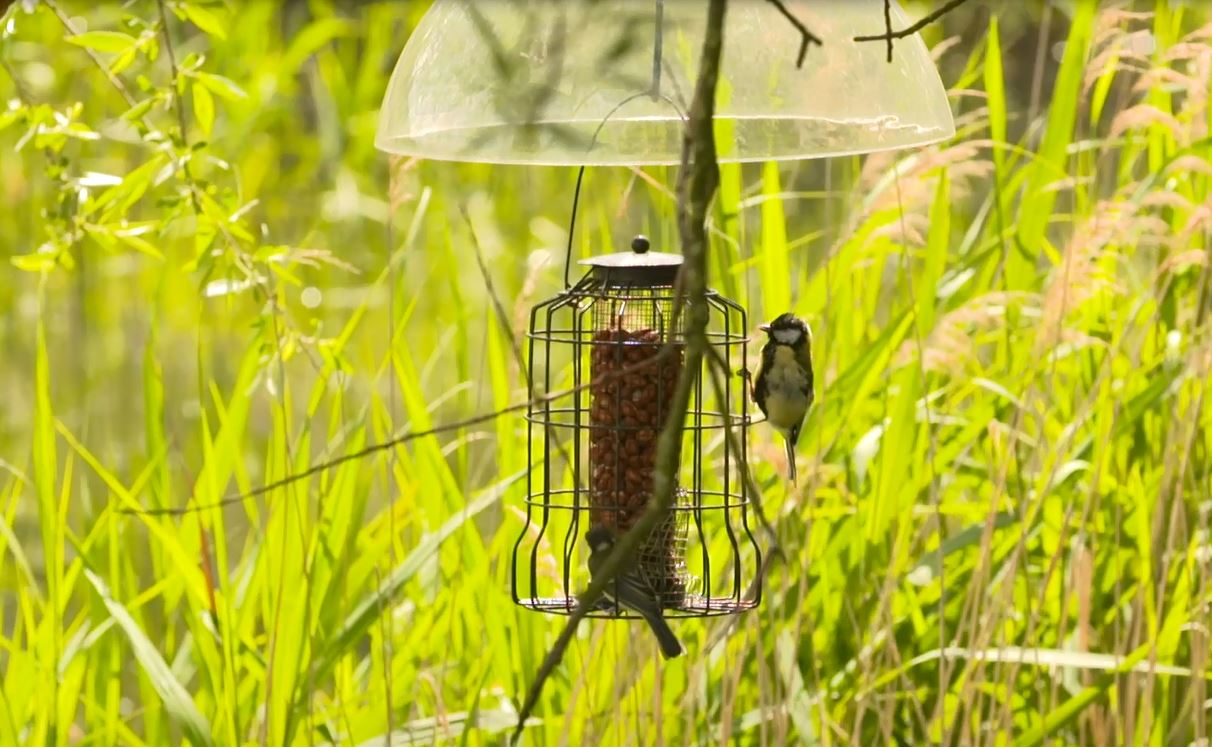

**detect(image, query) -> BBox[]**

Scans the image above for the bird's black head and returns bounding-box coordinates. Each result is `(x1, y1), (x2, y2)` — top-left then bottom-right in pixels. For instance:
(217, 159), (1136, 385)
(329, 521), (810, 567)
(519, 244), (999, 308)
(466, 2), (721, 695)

(585, 525), (616, 551)
(759, 312), (811, 346)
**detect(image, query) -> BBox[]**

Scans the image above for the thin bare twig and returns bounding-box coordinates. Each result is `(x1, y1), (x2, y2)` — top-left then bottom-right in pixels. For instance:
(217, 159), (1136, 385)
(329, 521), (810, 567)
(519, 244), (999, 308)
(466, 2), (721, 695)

(462, 208), (531, 382)
(766, 0), (823, 68)
(703, 346), (784, 612)
(46, 0), (138, 106)
(155, 0), (189, 139)
(703, 345), (780, 556)
(119, 346), (679, 516)
(462, 207), (585, 487)
(854, 0), (973, 59)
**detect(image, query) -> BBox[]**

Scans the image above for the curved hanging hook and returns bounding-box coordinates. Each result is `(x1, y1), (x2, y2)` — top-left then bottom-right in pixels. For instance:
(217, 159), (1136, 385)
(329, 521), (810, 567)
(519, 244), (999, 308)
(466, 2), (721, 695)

(562, 0), (688, 288)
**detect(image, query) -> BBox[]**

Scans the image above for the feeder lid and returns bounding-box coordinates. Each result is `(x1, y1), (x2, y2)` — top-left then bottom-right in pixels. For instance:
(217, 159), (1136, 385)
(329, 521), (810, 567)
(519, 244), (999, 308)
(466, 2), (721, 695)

(581, 235), (681, 286)
(374, 0), (955, 166)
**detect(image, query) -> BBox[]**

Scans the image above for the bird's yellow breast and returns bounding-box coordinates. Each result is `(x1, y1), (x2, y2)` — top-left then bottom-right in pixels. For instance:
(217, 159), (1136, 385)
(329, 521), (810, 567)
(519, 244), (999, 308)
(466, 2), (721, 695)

(762, 346), (811, 433)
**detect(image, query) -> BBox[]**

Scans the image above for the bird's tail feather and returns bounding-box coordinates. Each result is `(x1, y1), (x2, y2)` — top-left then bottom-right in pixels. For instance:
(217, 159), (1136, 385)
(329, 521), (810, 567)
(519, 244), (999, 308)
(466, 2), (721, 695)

(639, 607), (684, 659)
(785, 436), (797, 483)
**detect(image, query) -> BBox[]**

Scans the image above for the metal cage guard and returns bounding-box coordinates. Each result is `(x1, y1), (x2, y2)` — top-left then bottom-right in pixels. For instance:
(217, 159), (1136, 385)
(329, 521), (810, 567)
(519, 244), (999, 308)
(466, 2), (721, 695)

(511, 237), (761, 619)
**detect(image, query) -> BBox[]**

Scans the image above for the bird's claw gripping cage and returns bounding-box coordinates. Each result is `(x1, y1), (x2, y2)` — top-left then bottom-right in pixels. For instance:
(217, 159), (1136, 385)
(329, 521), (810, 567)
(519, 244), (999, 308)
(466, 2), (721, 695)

(512, 236), (761, 618)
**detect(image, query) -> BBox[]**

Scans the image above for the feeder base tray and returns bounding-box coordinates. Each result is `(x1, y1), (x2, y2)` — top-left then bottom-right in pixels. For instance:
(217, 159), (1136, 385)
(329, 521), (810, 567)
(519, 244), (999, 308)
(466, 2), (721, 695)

(517, 595), (757, 618)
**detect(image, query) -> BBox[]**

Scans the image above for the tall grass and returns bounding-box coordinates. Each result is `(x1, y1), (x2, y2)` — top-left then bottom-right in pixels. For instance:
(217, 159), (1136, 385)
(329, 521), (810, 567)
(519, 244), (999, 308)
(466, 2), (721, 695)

(1, 1), (1210, 744)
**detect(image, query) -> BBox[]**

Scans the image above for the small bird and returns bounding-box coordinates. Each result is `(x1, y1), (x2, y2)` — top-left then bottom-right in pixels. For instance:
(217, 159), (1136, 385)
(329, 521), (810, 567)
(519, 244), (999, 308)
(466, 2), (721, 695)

(585, 526), (683, 659)
(752, 312), (814, 482)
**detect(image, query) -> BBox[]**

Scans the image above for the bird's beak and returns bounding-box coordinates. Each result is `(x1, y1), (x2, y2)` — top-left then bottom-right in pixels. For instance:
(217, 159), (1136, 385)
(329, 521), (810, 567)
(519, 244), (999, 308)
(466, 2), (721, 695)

(758, 323), (770, 332)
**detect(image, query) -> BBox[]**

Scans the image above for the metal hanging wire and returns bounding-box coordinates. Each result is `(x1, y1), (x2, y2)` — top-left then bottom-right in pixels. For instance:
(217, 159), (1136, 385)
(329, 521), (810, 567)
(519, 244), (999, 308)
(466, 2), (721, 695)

(562, 0), (683, 288)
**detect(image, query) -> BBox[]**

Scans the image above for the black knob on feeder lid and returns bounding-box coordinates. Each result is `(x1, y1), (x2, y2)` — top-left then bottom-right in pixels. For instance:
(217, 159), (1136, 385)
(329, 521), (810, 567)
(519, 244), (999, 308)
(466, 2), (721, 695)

(580, 234), (683, 287)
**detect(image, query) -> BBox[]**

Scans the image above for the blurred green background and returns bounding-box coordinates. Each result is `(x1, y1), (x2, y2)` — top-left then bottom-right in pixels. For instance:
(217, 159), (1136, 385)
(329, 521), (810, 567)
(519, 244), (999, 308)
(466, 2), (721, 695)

(2, 1), (1211, 745)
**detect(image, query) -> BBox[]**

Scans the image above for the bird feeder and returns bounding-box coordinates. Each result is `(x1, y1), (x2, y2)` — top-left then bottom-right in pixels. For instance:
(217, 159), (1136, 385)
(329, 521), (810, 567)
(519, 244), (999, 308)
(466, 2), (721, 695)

(375, 0), (955, 622)
(514, 235), (757, 616)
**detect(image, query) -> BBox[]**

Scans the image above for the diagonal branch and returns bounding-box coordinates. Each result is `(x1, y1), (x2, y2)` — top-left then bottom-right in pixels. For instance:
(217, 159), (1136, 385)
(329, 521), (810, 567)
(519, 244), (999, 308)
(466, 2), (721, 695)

(119, 345), (682, 516)
(766, 0), (823, 68)
(511, 0), (730, 738)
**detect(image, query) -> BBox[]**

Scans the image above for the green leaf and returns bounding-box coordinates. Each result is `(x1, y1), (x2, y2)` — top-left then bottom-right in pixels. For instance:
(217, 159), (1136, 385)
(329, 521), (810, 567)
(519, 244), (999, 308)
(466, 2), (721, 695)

(0, 109), (20, 133)
(11, 252), (58, 272)
(194, 72), (246, 102)
(759, 161), (790, 318)
(775, 632), (818, 741)
(114, 231), (167, 260)
(83, 570), (216, 747)
(1012, 0), (1096, 288)
(32, 294), (61, 738)
(1089, 49), (1120, 127)
(182, 4), (227, 40)
(121, 97), (156, 123)
(110, 46), (138, 76)
(918, 170), (950, 333)
(905, 511), (1017, 586)
(280, 17), (355, 76)
(66, 31), (137, 54)
(192, 81), (214, 137)
(984, 15), (1007, 179)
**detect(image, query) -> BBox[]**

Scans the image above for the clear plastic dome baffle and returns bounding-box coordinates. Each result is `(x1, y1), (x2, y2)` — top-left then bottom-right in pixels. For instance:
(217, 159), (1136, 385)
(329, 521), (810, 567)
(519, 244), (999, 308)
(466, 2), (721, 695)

(375, 0), (955, 166)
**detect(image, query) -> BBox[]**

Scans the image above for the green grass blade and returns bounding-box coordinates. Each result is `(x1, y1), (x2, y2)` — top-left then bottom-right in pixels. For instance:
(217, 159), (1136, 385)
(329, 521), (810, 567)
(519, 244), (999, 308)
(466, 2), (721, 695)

(83, 569), (216, 747)
(760, 161), (791, 316)
(308, 470), (521, 686)
(1013, 643), (1152, 747)
(32, 288), (62, 746)
(1012, 0), (1096, 288)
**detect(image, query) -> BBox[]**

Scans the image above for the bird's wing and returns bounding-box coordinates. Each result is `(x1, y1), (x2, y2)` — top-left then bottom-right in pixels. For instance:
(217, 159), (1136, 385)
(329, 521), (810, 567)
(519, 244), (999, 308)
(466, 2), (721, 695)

(752, 343), (776, 416)
(614, 572), (666, 616)
(796, 346), (814, 404)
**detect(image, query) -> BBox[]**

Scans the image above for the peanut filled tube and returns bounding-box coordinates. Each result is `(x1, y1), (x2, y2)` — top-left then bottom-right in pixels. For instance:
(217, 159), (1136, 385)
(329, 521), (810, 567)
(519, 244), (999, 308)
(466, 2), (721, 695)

(588, 327), (688, 603)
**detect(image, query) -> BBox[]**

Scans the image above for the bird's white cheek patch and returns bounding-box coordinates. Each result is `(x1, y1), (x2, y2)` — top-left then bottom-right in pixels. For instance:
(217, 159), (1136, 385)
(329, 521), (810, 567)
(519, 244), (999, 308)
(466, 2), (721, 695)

(773, 329), (801, 344)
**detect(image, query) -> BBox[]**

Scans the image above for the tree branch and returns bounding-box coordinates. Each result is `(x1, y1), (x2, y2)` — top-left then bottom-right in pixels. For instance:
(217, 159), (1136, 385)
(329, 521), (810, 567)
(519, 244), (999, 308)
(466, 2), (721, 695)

(854, 0), (973, 61)
(511, 0), (729, 738)
(766, 0), (822, 69)
(882, 0), (894, 63)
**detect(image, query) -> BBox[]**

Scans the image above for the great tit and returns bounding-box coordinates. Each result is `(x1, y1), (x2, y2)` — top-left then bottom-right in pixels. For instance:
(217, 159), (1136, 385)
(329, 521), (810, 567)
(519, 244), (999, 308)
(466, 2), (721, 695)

(752, 312), (814, 482)
(585, 526), (683, 659)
